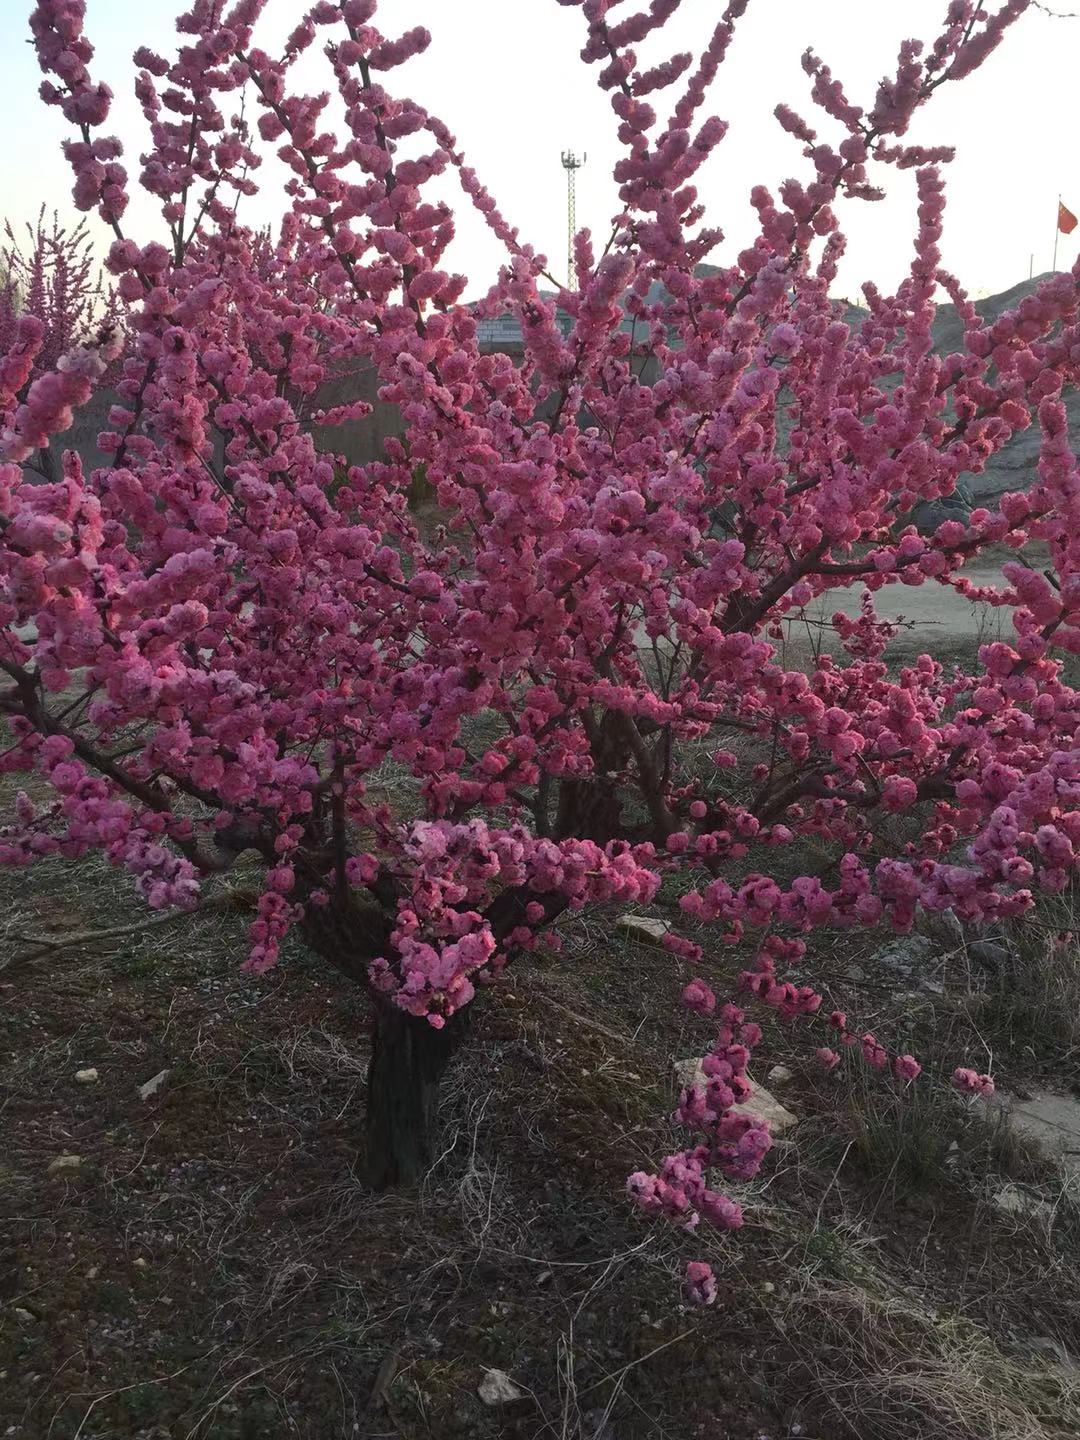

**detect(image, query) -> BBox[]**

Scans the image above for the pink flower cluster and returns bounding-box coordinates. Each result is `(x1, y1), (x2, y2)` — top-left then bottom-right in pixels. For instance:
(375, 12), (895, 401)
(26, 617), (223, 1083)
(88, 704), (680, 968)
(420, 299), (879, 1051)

(368, 820), (658, 1025)
(628, 1004), (770, 1235)
(953, 1067), (996, 1098)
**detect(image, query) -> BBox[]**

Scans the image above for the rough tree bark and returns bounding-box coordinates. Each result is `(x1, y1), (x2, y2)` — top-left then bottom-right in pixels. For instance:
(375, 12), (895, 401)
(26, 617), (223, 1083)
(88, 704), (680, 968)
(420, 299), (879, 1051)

(364, 1005), (468, 1187)
(298, 882), (566, 1188)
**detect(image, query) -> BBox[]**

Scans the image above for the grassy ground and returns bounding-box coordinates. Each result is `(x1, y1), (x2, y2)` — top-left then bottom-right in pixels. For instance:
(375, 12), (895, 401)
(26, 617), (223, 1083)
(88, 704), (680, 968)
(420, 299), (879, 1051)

(3, 845), (1080, 1439)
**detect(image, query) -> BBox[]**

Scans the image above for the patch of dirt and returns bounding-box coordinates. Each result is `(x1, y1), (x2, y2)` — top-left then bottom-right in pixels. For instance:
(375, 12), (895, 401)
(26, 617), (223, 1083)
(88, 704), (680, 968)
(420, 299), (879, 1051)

(2, 853), (1080, 1438)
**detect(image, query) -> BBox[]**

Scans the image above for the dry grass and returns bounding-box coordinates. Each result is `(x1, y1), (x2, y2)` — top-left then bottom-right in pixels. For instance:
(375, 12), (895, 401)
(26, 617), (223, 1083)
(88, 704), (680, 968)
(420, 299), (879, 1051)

(5, 794), (1080, 1435)
(984, 890), (1080, 1079)
(783, 1280), (1080, 1440)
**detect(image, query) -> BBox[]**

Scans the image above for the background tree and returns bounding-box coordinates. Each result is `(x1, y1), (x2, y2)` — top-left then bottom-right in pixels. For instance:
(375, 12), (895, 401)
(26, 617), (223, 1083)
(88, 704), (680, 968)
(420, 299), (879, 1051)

(2, 0), (1078, 1240)
(1, 205), (115, 479)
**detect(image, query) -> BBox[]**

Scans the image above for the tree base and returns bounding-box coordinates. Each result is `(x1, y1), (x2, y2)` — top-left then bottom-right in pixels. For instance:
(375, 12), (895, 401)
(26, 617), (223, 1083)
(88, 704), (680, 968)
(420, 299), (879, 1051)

(364, 1006), (465, 1188)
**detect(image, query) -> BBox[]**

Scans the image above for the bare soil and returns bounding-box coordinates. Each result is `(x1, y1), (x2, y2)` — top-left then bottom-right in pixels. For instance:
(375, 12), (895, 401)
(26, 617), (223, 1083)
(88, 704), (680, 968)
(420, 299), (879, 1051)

(3, 847), (1080, 1439)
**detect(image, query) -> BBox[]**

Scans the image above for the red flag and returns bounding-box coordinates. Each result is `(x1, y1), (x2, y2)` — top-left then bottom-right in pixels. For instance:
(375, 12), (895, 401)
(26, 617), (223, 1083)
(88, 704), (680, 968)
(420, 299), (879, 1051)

(1059, 201), (1078, 235)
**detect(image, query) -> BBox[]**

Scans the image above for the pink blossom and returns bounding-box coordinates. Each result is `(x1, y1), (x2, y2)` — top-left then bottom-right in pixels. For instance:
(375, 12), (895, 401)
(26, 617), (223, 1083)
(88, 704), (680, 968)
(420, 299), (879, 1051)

(892, 1054), (922, 1083)
(953, 1067), (996, 1098)
(682, 1260), (718, 1307)
(681, 978), (717, 1015)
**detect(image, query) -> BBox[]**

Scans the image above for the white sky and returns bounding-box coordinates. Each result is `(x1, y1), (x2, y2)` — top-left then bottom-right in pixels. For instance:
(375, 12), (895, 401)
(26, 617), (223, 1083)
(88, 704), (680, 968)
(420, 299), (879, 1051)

(0, 1), (1078, 302)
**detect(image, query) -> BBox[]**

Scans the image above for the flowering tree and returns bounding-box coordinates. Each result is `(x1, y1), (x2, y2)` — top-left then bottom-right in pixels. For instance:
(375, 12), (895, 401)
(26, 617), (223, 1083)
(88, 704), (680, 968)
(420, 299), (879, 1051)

(3, 0), (1079, 1213)
(1, 205), (115, 479)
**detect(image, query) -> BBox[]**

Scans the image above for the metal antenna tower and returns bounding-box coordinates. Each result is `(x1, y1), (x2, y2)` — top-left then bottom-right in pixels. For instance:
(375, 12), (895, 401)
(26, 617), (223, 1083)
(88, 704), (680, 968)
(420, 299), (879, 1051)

(561, 149), (586, 287)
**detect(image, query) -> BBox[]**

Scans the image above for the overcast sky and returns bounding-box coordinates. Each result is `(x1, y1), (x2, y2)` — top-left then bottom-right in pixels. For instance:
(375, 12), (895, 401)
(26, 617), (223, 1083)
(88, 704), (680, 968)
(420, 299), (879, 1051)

(1, 1), (1078, 302)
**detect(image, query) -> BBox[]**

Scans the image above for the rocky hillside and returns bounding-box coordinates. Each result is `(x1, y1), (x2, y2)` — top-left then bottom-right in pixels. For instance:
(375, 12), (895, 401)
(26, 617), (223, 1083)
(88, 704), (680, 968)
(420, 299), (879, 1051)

(847, 273), (1072, 508)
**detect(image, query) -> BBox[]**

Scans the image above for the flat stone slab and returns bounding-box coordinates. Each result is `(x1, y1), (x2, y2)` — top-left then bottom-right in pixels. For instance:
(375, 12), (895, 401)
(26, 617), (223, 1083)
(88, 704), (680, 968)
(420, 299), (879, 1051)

(673, 1059), (798, 1135)
(616, 914), (670, 945)
(993, 1183), (1054, 1226)
(1004, 1089), (1080, 1176)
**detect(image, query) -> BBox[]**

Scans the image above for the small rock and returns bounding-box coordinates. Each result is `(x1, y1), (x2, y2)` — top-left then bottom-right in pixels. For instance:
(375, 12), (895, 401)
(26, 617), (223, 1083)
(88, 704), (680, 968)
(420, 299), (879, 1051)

(133, 1257), (149, 1271)
(13, 1309), (35, 1324)
(139, 1069), (169, 1101)
(74, 1068), (99, 1085)
(937, 911), (966, 946)
(992, 1183), (1054, 1226)
(47, 1154), (83, 1177)
(477, 1368), (524, 1406)
(673, 1060), (798, 1135)
(615, 914), (670, 945)
(1003, 1088), (1080, 1177)
(767, 1064), (794, 1086)
(86, 1266), (99, 1280)
(969, 939), (1010, 969)
(743, 1082), (798, 1136)
(871, 935), (935, 976)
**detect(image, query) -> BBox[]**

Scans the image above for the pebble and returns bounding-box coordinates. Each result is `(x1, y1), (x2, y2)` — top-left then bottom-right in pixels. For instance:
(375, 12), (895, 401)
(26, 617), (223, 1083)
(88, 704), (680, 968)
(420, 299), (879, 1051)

(615, 914), (670, 945)
(46, 1154), (83, 1177)
(477, 1368), (524, 1406)
(992, 1183), (1053, 1227)
(138, 1069), (170, 1101)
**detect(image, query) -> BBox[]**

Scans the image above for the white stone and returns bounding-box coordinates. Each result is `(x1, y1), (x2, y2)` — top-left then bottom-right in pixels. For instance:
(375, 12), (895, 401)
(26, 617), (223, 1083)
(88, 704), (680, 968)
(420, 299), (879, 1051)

(871, 935), (935, 974)
(138, 1069), (169, 1101)
(47, 1154), (83, 1176)
(673, 1056), (703, 1090)
(672, 1060), (798, 1135)
(615, 914), (670, 945)
(743, 1083), (798, 1136)
(1004, 1089), (1080, 1176)
(13, 1309), (35, 1324)
(477, 1369), (524, 1406)
(74, 1068), (99, 1084)
(766, 1064), (794, 1086)
(992, 1183), (1053, 1226)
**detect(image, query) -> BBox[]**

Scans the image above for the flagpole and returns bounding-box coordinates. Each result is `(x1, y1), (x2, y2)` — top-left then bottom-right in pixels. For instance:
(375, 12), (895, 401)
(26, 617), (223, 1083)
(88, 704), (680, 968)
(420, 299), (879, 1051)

(1054, 194), (1060, 273)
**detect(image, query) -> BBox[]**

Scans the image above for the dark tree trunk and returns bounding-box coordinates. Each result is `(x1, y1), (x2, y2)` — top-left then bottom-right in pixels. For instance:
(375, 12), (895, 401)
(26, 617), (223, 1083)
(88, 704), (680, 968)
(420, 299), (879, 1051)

(364, 1005), (467, 1188)
(555, 710), (627, 842)
(296, 881), (560, 1188)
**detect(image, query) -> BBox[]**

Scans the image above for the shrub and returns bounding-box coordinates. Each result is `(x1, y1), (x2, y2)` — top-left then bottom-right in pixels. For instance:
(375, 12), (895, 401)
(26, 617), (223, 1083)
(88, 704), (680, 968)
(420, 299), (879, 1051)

(2, 2), (1077, 1260)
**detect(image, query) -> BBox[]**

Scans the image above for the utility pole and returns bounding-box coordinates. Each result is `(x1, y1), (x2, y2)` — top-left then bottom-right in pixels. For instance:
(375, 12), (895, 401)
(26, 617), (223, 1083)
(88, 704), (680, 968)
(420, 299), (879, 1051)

(561, 149), (586, 288)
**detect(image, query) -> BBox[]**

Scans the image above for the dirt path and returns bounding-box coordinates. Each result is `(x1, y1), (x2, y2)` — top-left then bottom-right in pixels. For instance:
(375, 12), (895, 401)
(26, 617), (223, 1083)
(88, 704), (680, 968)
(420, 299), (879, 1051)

(799, 554), (1015, 657)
